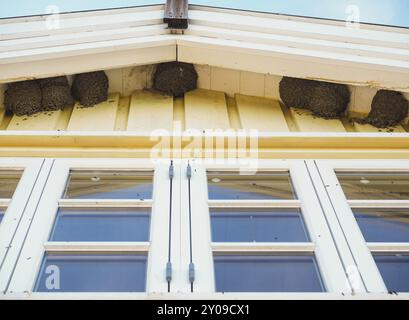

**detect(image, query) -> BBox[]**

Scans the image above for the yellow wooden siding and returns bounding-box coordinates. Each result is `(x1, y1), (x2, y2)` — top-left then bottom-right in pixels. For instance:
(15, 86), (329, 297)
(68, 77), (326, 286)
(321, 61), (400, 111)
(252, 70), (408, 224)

(0, 89), (407, 134)
(353, 122), (406, 133)
(0, 109), (5, 127)
(235, 94), (289, 132)
(67, 93), (120, 131)
(290, 108), (347, 133)
(184, 89), (230, 131)
(7, 110), (62, 131)
(127, 90), (173, 132)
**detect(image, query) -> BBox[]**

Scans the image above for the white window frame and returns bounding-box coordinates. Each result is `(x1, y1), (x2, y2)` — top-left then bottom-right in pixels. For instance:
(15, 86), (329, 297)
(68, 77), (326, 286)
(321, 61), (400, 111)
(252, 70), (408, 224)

(0, 158), (46, 294)
(314, 159), (409, 296)
(5, 158), (175, 299)
(184, 159), (352, 298)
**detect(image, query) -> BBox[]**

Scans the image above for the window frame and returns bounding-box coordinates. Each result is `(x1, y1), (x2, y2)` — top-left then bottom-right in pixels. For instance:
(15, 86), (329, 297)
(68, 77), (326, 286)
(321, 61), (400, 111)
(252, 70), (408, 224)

(314, 160), (409, 294)
(0, 158), (45, 293)
(185, 159), (352, 296)
(6, 158), (173, 297)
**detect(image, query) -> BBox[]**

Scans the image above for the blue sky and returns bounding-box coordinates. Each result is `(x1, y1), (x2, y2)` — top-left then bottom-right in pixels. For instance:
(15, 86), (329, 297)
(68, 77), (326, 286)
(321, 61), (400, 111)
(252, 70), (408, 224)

(1, 0), (409, 28)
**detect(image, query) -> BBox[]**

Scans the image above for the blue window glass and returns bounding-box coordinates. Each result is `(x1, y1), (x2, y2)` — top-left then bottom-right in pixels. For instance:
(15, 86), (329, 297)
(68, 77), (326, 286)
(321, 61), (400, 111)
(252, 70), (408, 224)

(337, 172), (409, 200)
(214, 254), (324, 292)
(35, 253), (147, 292)
(49, 208), (151, 242)
(64, 170), (153, 200)
(354, 209), (409, 242)
(211, 208), (309, 242)
(0, 212), (4, 225)
(207, 171), (296, 200)
(374, 254), (409, 292)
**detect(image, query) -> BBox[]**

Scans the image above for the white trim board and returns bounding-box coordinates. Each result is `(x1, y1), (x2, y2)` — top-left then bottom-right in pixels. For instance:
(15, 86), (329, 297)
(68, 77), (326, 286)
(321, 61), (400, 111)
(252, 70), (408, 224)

(0, 5), (408, 92)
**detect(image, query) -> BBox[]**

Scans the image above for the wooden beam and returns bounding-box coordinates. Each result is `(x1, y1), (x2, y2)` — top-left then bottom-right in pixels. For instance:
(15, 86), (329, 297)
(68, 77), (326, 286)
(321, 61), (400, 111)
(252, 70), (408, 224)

(164, 0), (188, 29)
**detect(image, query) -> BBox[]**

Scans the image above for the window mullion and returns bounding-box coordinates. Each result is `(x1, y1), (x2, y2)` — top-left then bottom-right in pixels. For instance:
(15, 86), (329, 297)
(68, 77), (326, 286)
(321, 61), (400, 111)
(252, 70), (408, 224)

(44, 242), (150, 252)
(367, 243), (409, 253)
(208, 200), (301, 208)
(211, 242), (315, 253)
(58, 199), (153, 208)
(348, 200), (409, 208)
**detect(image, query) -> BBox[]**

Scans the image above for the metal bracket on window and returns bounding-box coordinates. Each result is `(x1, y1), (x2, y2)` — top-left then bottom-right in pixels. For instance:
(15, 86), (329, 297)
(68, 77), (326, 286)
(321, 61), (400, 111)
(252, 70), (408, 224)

(189, 262), (195, 284)
(186, 162), (195, 291)
(166, 261), (172, 283)
(166, 160), (174, 291)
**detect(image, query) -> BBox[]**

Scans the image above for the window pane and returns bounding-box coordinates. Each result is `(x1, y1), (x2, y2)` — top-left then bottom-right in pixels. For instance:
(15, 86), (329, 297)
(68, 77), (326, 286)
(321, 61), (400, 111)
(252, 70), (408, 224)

(35, 253), (147, 292)
(374, 254), (409, 292)
(64, 170), (153, 199)
(50, 208), (151, 242)
(337, 172), (409, 200)
(207, 171), (296, 200)
(354, 209), (409, 242)
(211, 208), (309, 242)
(0, 171), (21, 199)
(214, 254), (324, 292)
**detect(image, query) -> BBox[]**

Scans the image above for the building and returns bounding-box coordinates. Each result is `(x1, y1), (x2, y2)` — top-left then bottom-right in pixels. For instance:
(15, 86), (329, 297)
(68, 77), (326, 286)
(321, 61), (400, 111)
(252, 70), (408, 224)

(0, 1), (408, 299)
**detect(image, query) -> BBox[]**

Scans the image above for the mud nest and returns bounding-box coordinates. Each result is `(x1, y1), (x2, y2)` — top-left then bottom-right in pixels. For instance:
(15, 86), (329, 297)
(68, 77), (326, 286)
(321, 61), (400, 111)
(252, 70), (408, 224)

(153, 62), (198, 97)
(4, 80), (42, 116)
(39, 76), (74, 111)
(364, 90), (408, 128)
(71, 71), (109, 107)
(309, 82), (350, 118)
(279, 77), (317, 109)
(279, 77), (350, 118)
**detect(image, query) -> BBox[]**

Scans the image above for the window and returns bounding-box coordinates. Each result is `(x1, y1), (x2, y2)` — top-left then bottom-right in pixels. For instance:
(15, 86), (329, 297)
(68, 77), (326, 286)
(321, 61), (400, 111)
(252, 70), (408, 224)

(7, 158), (409, 298)
(189, 161), (350, 295)
(207, 170), (323, 293)
(338, 170), (409, 293)
(6, 159), (171, 296)
(32, 169), (153, 292)
(315, 160), (409, 294)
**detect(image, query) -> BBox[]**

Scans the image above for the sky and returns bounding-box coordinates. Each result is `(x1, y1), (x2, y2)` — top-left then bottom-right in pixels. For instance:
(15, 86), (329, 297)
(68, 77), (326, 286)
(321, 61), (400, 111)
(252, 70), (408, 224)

(1, 0), (408, 28)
